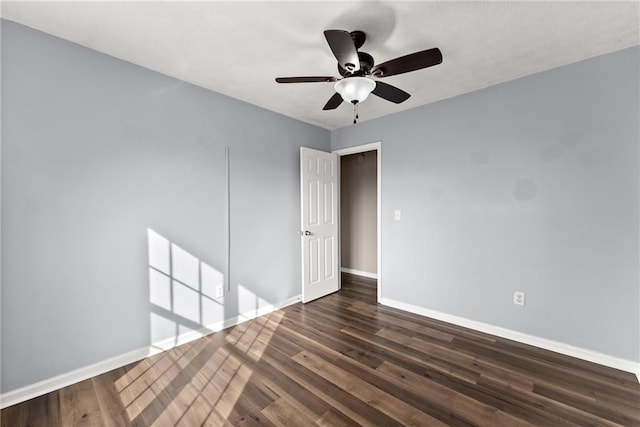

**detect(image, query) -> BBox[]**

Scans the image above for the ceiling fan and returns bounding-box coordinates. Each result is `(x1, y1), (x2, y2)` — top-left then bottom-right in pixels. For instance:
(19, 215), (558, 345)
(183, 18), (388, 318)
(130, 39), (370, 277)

(275, 30), (442, 123)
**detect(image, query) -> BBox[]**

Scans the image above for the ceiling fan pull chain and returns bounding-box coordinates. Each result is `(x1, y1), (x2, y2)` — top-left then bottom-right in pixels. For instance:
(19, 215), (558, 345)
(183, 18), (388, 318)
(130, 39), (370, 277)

(353, 101), (359, 124)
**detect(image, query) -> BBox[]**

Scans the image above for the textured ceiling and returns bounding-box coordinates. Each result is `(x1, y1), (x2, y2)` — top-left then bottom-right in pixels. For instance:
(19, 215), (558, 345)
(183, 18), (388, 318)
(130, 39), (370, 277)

(2, 1), (639, 130)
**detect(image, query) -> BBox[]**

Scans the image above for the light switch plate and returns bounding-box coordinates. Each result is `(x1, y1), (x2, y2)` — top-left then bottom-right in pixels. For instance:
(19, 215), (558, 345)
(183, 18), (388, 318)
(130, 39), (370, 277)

(394, 210), (402, 221)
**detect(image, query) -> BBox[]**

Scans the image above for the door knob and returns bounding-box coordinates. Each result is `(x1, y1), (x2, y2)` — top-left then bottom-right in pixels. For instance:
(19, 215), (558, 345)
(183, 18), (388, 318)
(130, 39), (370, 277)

(300, 230), (312, 236)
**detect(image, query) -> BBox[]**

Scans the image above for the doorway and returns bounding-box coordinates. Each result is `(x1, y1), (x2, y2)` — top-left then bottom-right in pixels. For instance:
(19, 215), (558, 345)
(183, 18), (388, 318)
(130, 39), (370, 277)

(334, 142), (381, 302)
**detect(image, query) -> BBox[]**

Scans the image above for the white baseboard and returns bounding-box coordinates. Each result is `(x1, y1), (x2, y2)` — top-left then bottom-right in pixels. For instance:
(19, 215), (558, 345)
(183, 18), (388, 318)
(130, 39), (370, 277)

(341, 267), (377, 279)
(0, 294), (301, 409)
(0, 347), (152, 410)
(379, 297), (640, 382)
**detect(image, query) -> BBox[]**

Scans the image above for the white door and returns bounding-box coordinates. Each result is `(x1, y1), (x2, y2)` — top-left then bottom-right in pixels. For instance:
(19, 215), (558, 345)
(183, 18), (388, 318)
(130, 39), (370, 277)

(300, 147), (339, 303)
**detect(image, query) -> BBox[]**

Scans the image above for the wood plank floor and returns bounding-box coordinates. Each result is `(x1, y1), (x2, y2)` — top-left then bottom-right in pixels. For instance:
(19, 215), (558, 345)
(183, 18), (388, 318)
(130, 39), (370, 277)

(2, 273), (639, 426)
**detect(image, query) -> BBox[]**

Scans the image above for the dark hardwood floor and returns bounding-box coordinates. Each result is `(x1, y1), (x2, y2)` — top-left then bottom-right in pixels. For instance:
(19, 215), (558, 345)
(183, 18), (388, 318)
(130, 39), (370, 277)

(2, 273), (639, 426)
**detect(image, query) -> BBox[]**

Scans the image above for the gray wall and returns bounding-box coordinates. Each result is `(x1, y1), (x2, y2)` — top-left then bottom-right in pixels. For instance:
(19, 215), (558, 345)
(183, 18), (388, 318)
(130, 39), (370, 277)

(332, 47), (639, 362)
(1, 20), (329, 392)
(340, 151), (377, 274)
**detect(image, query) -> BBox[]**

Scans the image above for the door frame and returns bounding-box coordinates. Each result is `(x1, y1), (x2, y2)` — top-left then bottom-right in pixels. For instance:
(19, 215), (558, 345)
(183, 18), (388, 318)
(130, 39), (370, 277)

(333, 141), (382, 303)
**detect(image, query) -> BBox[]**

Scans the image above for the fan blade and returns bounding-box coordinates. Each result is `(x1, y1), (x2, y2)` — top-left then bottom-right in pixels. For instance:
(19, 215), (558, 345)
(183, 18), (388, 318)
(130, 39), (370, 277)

(324, 30), (360, 72)
(371, 82), (411, 104)
(276, 76), (337, 83)
(323, 92), (343, 110)
(371, 48), (442, 78)
(372, 81), (410, 104)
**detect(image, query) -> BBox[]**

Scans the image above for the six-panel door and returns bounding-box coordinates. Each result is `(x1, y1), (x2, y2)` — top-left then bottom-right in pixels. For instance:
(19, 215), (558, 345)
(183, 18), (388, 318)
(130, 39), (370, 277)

(300, 147), (339, 303)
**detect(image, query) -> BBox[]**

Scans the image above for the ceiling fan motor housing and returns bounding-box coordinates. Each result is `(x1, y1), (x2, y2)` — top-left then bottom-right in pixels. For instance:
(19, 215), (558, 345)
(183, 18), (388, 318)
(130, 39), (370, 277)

(339, 52), (375, 76)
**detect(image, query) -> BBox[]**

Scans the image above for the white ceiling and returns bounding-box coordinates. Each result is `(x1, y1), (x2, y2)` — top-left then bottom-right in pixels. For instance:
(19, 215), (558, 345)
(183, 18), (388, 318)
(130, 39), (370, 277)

(2, 1), (638, 130)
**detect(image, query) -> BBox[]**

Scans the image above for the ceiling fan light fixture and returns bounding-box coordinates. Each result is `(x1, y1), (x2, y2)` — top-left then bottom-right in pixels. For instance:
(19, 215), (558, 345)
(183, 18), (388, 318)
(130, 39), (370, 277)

(334, 77), (376, 104)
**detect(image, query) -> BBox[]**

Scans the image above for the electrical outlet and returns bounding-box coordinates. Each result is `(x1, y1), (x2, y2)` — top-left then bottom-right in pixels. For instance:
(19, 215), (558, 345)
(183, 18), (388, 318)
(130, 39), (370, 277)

(216, 285), (224, 299)
(513, 291), (525, 306)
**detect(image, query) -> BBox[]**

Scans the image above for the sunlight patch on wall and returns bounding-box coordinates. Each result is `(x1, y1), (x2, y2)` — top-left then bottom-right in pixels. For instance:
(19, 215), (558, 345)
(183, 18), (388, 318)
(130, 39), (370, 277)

(147, 229), (225, 349)
(237, 284), (271, 321)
